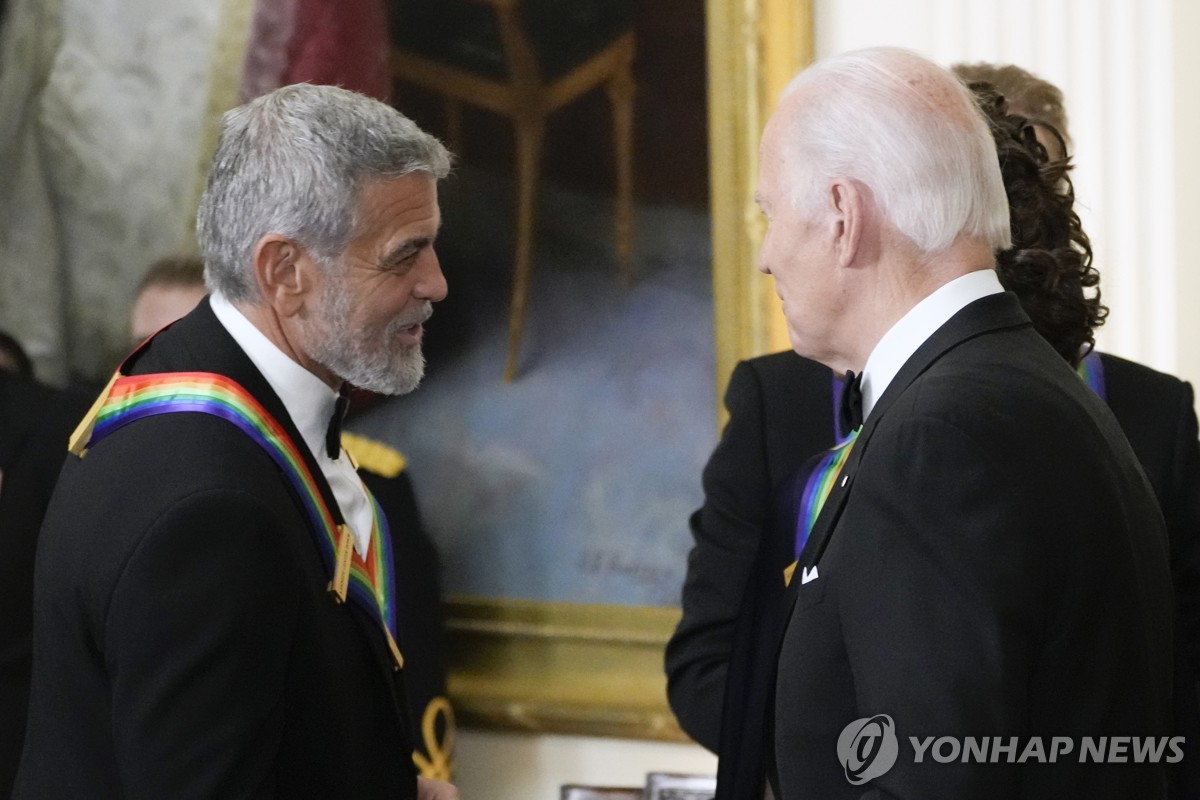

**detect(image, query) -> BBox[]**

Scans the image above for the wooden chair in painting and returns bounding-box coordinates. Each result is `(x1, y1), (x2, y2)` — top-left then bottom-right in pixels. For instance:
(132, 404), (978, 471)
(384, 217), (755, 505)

(390, 0), (636, 380)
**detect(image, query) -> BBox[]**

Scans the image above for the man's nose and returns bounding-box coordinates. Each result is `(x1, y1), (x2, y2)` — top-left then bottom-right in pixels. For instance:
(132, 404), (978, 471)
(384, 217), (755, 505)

(418, 251), (448, 302)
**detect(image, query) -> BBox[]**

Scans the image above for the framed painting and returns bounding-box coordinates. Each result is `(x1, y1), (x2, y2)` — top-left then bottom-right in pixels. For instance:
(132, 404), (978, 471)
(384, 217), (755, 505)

(191, 0), (811, 744)
(352, 0), (814, 743)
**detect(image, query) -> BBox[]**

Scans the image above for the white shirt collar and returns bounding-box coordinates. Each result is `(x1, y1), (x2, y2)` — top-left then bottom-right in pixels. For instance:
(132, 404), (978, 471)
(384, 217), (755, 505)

(209, 292), (338, 470)
(860, 269), (1004, 420)
(208, 293), (374, 558)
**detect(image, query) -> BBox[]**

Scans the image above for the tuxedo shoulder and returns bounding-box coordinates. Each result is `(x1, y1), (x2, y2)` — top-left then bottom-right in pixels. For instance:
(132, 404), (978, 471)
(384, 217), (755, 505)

(38, 414), (301, 602)
(1099, 352), (1192, 396)
(62, 412), (294, 516)
(727, 351), (835, 432)
(741, 350), (831, 387)
(890, 352), (1094, 441)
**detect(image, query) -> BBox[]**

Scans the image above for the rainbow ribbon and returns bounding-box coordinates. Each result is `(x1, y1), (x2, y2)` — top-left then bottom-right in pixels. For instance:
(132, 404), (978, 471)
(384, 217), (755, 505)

(69, 371), (403, 669)
(792, 429), (859, 563)
(784, 352), (1109, 585)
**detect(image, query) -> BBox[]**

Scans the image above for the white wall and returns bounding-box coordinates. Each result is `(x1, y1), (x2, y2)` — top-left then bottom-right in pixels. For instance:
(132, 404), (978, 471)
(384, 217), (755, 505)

(1173, 0), (1200, 389)
(453, 730), (717, 799)
(815, 0), (1199, 390)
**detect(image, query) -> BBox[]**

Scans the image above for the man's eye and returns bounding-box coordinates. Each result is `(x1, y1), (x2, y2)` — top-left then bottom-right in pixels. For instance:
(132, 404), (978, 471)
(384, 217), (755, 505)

(382, 253), (417, 272)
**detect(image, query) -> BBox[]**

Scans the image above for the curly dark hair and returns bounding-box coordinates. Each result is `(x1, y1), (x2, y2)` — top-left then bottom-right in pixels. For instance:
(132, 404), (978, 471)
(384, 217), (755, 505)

(969, 81), (1107, 366)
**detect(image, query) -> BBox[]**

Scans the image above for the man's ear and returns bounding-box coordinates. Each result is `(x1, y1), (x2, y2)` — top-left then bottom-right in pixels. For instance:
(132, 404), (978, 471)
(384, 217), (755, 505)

(829, 180), (865, 269)
(252, 235), (315, 317)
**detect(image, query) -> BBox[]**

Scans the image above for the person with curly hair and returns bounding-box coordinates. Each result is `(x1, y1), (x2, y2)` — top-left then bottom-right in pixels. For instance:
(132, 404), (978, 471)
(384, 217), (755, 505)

(971, 81), (1106, 365)
(666, 61), (1200, 799)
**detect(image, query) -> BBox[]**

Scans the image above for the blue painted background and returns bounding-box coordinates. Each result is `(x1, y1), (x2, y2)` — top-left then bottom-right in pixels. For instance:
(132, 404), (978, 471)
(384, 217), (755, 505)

(354, 175), (715, 607)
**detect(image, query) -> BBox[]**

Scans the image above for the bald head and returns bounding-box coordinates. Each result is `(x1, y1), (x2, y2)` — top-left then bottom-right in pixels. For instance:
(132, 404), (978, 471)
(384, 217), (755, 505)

(775, 47), (1010, 255)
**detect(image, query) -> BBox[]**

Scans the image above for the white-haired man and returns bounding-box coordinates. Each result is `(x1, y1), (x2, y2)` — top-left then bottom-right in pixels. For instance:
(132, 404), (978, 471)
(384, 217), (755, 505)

(761, 48), (1172, 799)
(16, 85), (457, 799)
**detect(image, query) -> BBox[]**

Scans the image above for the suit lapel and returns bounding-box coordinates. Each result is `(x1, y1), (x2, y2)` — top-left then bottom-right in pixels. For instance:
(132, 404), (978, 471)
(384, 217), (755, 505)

(785, 292), (1032, 602)
(147, 302), (417, 710)
(791, 433), (864, 580)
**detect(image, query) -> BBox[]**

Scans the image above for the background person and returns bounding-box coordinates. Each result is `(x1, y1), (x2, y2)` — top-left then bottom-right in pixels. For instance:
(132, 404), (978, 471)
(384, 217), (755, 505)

(0, 332), (88, 797)
(128, 254), (209, 344)
(0, 331), (35, 377)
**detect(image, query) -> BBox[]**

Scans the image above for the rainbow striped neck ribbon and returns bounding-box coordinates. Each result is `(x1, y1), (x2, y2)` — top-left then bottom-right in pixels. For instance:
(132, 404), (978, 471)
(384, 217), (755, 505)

(782, 374), (860, 586)
(783, 428), (859, 587)
(784, 353), (1109, 586)
(68, 370), (404, 670)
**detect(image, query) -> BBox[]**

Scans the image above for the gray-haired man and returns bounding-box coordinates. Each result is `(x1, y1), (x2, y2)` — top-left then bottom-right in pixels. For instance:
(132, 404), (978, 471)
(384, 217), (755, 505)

(16, 84), (458, 800)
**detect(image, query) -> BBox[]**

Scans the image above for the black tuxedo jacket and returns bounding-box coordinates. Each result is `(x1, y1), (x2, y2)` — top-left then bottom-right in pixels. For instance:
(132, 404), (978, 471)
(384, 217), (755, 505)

(15, 300), (419, 799)
(0, 375), (89, 796)
(668, 294), (1200, 799)
(665, 353), (838, 751)
(774, 293), (1172, 799)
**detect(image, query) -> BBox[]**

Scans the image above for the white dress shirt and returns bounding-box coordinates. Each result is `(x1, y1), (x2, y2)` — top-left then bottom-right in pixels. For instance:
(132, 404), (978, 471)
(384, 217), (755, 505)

(210, 293), (373, 557)
(860, 269), (1004, 421)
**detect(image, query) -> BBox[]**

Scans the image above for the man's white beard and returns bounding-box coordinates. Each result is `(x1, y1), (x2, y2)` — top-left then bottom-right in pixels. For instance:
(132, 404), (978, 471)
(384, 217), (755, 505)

(303, 279), (428, 396)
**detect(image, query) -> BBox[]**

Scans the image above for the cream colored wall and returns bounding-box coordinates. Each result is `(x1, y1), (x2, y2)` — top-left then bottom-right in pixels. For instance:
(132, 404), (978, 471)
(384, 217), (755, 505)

(1174, 0), (1200, 389)
(813, 0), (1199, 393)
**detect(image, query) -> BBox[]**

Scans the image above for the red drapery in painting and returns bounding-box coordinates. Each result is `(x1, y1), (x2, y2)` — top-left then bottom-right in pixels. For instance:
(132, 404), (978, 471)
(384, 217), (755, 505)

(240, 0), (391, 103)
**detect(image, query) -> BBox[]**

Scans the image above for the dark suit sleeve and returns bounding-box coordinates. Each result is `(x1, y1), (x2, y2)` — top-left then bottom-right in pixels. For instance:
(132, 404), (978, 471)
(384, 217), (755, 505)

(0, 380), (88, 796)
(1159, 382), (1200, 798)
(830, 417), (1045, 799)
(104, 489), (298, 798)
(1163, 383), (1200, 676)
(665, 360), (772, 751)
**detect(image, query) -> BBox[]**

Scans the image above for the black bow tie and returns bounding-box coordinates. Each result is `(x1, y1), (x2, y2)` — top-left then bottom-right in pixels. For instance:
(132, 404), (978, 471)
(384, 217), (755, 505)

(326, 387), (351, 459)
(839, 370), (864, 433)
